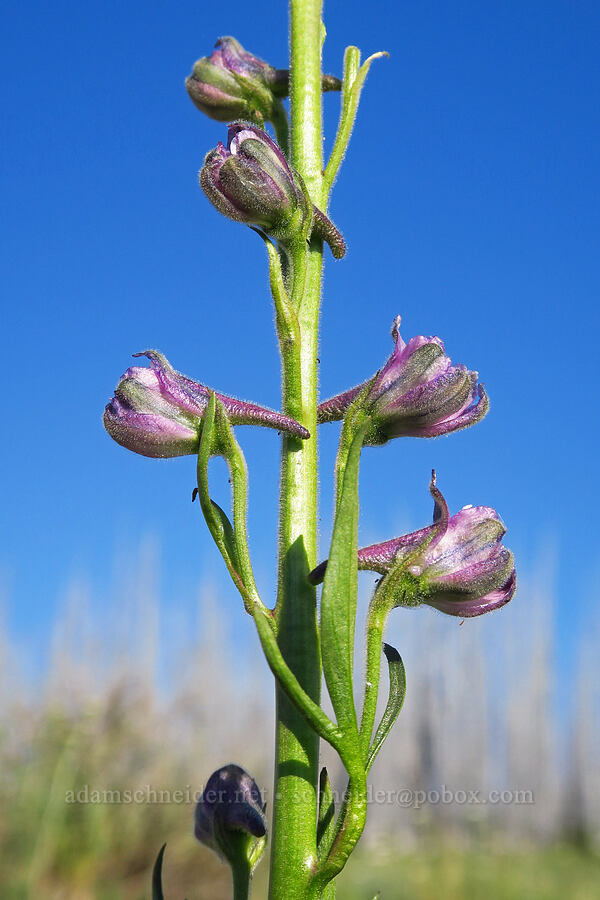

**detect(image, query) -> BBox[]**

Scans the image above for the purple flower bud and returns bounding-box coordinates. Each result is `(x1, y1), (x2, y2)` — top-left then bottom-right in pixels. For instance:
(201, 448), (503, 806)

(103, 350), (309, 457)
(195, 764), (267, 864)
(201, 122), (346, 257)
(318, 316), (488, 442)
(201, 122), (309, 238)
(186, 37), (341, 125)
(186, 37), (278, 124)
(310, 473), (516, 618)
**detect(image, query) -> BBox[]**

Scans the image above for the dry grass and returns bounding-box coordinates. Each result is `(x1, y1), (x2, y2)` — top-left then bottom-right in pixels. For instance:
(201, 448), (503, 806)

(1, 546), (598, 897)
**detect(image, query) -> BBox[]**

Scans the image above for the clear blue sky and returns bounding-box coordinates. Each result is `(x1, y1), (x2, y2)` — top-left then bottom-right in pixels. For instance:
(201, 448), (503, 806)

(1, 0), (599, 674)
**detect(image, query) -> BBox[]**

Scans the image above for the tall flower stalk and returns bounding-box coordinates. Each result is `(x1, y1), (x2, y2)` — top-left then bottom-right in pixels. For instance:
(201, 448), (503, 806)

(104, 1), (515, 897)
(269, 1), (324, 895)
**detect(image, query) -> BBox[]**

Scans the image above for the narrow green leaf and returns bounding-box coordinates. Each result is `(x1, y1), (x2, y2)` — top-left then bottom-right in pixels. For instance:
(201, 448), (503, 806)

(152, 843), (166, 900)
(254, 231), (300, 349)
(196, 395), (237, 574)
(320, 420), (368, 741)
(196, 393), (219, 522)
(317, 767), (336, 857)
(341, 46), (361, 112)
(366, 643), (406, 774)
(324, 47), (388, 193)
(209, 500), (240, 572)
(196, 394), (255, 613)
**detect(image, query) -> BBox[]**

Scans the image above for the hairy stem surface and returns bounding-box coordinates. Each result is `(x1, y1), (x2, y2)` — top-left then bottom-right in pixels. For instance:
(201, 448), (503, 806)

(268, 1), (325, 898)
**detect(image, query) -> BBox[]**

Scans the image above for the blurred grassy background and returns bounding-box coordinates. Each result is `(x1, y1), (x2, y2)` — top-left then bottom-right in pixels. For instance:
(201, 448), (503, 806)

(1, 546), (598, 898)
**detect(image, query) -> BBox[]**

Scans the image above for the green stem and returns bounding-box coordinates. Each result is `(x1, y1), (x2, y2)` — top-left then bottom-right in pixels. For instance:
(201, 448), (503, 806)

(231, 858), (251, 900)
(268, 1), (325, 898)
(289, 1), (325, 207)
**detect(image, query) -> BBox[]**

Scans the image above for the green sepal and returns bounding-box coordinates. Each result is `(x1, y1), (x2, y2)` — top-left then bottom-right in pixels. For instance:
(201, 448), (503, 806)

(366, 643), (406, 775)
(213, 815), (263, 870)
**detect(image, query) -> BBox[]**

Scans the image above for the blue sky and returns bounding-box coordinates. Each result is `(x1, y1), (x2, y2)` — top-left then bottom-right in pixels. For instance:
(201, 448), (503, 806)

(1, 0), (599, 676)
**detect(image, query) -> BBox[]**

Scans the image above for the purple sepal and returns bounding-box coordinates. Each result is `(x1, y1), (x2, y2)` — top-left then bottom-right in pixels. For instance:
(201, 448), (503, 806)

(186, 37), (276, 123)
(427, 570), (517, 618)
(317, 316), (489, 442)
(195, 764), (266, 860)
(186, 37), (341, 123)
(200, 122), (310, 241)
(309, 471), (444, 584)
(104, 350), (309, 458)
(211, 36), (271, 80)
(201, 122), (344, 257)
(318, 384), (364, 423)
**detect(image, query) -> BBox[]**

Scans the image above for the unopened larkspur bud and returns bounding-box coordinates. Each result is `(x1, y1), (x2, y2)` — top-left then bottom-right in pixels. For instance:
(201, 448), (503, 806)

(186, 37), (341, 124)
(103, 350), (309, 458)
(195, 764), (267, 867)
(318, 315), (488, 442)
(201, 122), (346, 257)
(310, 472), (516, 618)
(186, 37), (279, 124)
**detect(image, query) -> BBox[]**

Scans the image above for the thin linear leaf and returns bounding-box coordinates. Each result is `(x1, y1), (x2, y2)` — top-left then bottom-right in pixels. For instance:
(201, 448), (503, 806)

(195, 394), (263, 614)
(252, 607), (343, 752)
(209, 500), (240, 573)
(317, 767), (336, 857)
(324, 46), (388, 193)
(366, 643), (406, 774)
(254, 230), (300, 350)
(152, 843), (166, 900)
(320, 422), (368, 740)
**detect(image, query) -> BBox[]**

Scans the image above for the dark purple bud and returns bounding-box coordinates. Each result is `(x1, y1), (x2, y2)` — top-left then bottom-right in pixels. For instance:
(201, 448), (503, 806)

(195, 764), (267, 865)
(200, 122), (345, 257)
(186, 37), (341, 124)
(103, 350), (309, 458)
(318, 316), (488, 442)
(310, 472), (516, 619)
